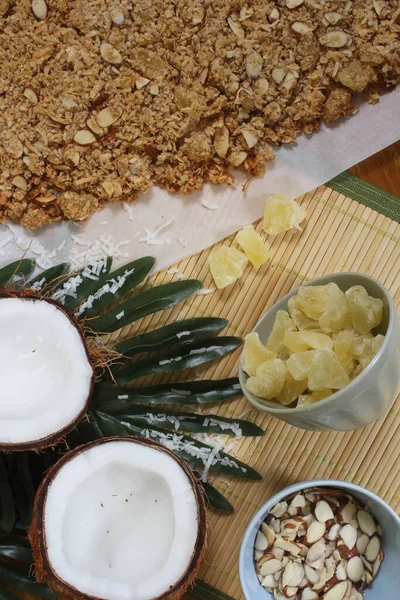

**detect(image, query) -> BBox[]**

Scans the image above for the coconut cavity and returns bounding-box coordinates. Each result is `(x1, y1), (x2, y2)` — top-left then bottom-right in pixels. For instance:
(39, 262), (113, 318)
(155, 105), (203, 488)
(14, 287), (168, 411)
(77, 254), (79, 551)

(31, 438), (206, 600)
(0, 296), (93, 449)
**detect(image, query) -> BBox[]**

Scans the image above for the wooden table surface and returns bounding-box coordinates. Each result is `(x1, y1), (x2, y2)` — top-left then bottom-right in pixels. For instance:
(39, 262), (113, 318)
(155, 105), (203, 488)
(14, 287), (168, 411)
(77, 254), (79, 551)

(349, 140), (400, 197)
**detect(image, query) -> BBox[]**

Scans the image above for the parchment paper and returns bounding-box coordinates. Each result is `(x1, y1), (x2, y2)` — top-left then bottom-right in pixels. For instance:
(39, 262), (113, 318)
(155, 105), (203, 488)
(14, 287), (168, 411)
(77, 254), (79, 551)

(1, 89), (399, 273)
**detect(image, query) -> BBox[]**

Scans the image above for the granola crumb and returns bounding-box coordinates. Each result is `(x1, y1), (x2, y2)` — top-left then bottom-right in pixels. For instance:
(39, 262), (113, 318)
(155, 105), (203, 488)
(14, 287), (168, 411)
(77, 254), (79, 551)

(0, 0), (398, 228)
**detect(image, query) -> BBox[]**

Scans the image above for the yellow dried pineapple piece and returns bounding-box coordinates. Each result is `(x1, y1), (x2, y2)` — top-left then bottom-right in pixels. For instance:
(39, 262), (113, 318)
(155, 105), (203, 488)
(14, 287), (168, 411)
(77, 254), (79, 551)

(297, 394), (313, 407)
(359, 334), (385, 369)
(208, 246), (247, 289)
(275, 371), (308, 406)
(263, 195), (306, 235)
(297, 389), (332, 407)
(308, 351), (350, 391)
(241, 332), (277, 377)
(266, 310), (297, 353)
(319, 284), (352, 333)
(297, 285), (331, 320)
(287, 296), (319, 330)
(286, 349), (319, 381)
(235, 225), (269, 268)
(283, 330), (333, 352)
(245, 358), (287, 399)
(352, 332), (373, 359)
(334, 330), (355, 374)
(346, 285), (383, 334)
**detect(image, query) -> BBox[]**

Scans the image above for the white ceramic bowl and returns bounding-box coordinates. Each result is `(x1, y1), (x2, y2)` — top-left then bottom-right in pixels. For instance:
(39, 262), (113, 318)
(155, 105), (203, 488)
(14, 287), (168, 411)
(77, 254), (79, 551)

(239, 479), (400, 600)
(239, 272), (400, 431)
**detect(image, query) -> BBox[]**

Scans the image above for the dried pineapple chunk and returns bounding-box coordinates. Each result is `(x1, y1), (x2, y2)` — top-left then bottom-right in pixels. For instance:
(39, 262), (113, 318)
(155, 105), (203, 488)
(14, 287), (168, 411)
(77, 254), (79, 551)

(352, 331), (373, 359)
(308, 351), (349, 391)
(359, 334), (385, 369)
(235, 225), (269, 268)
(297, 389), (332, 407)
(319, 284), (352, 333)
(275, 371), (308, 406)
(287, 296), (319, 330)
(334, 330), (355, 374)
(266, 310), (297, 353)
(263, 195), (306, 235)
(241, 332), (277, 377)
(208, 246), (247, 289)
(297, 285), (331, 320)
(286, 349), (319, 381)
(283, 331), (333, 352)
(246, 358), (287, 399)
(346, 285), (383, 334)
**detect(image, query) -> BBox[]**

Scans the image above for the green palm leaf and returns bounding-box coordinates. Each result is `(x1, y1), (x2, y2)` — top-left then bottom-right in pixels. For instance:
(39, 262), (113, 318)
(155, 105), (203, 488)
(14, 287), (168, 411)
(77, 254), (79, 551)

(90, 279), (202, 333)
(202, 482), (233, 512)
(75, 257), (155, 318)
(115, 317), (228, 357)
(0, 458), (15, 534)
(114, 337), (242, 383)
(27, 263), (70, 293)
(64, 257), (113, 310)
(0, 562), (56, 599)
(0, 536), (32, 563)
(92, 379), (242, 408)
(0, 259), (36, 288)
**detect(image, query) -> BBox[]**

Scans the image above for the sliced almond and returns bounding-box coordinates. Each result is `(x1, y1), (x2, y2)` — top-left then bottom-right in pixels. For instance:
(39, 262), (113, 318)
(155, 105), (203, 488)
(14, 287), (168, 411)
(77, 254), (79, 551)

(34, 193), (57, 204)
(245, 51), (263, 79)
(73, 129), (96, 146)
(261, 573), (279, 589)
(325, 557), (336, 582)
(284, 587), (299, 598)
(347, 556), (364, 583)
(255, 530), (269, 551)
(241, 128), (258, 149)
(286, 0), (304, 7)
(272, 67), (286, 84)
(312, 566), (326, 592)
(335, 560), (347, 581)
(96, 106), (123, 128)
(136, 76), (150, 90)
(291, 494), (306, 508)
(338, 501), (356, 524)
(268, 8), (280, 22)
(254, 549), (263, 560)
(11, 175), (27, 191)
(260, 558), (283, 576)
(328, 523), (341, 541)
(323, 581), (349, 600)
(214, 125), (230, 158)
(324, 12), (343, 25)
(357, 511), (376, 536)
(304, 564), (320, 585)
(23, 87), (38, 104)
(291, 22), (313, 35)
(372, 0), (384, 16)
(227, 16), (244, 39)
(110, 7), (124, 25)
(305, 521), (326, 544)
(306, 540), (326, 566)
(305, 492), (318, 503)
(288, 506), (299, 516)
(274, 539), (302, 555)
(100, 42), (122, 65)
(324, 542), (335, 558)
(319, 31), (349, 48)
(302, 590), (318, 600)
(149, 84), (159, 95)
(373, 553), (382, 577)
(339, 524), (357, 550)
(356, 533), (369, 555)
(365, 535), (380, 563)
(315, 500), (334, 523)
(284, 562), (304, 588)
(31, 0), (47, 20)
(272, 548), (285, 561)
(86, 116), (105, 136)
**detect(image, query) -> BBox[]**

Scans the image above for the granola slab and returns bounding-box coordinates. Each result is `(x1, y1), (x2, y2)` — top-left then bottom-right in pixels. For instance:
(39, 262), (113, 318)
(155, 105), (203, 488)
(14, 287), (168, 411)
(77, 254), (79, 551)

(0, 0), (399, 229)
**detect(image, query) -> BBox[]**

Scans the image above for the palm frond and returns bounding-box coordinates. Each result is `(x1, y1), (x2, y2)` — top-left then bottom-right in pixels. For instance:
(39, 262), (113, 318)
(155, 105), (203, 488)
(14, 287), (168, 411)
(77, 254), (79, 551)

(0, 259), (36, 288)
(202, 482), (234, 512)
(26, 263), (70, 293)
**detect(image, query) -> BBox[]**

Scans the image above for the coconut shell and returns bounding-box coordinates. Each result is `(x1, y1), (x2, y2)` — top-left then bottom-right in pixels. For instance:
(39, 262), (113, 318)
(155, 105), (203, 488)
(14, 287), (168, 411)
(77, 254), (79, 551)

(30, 436), (207, 600)
(0, 292), (94, 452)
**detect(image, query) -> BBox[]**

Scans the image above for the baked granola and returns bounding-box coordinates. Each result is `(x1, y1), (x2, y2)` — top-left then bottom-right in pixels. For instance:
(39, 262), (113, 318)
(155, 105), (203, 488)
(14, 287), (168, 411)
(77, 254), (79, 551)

(0, 0), (399, 229)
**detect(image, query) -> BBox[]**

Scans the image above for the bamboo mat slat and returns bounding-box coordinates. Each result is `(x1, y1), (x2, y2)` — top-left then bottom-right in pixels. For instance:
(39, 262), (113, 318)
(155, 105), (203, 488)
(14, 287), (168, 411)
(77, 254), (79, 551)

(115, 182), (400, 600)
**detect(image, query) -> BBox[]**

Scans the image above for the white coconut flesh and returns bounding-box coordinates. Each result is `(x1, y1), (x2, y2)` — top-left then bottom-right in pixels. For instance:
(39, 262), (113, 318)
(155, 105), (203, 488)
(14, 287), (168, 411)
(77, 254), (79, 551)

(43, 441), (199, 600)
(0, 297), (93, 445)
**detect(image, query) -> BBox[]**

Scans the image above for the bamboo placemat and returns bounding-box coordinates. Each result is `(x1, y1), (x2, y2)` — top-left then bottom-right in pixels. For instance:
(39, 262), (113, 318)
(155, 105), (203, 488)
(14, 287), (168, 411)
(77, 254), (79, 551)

(114, 175), (400, 600)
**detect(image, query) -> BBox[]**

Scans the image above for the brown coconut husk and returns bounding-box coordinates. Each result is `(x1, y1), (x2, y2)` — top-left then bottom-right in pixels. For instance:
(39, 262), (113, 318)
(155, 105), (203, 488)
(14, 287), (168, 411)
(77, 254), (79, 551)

(0, 291), (96, 452)
(30, 436), (207, 600)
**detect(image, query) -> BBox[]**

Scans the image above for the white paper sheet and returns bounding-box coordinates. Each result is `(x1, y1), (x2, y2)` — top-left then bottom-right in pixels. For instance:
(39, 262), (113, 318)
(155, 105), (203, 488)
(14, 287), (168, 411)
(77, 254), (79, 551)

(1, 89), (399, 273)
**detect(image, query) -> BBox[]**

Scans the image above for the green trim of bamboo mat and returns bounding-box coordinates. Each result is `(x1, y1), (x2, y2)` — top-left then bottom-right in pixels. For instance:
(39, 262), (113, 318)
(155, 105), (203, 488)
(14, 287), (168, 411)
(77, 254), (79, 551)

(185, 171), (400, 600)
(327, 171), (400, 222)
(188, 581), (235, 600)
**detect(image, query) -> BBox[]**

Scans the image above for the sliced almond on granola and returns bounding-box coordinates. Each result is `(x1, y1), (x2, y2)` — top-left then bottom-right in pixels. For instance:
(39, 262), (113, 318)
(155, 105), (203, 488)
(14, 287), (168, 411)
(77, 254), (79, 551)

(365, 535), (380, 562)
(214, 125), (229, 158)
(87, 116), (105, 137)
(100, 42), (122, 65)
(23, 87), (38, 104)
(136, 76), (150, 90)
(272, 67), (286, 84)
(339, 524), (357, 550)
(31, 0), (47, 20)
(268, 8), (280, 22)
(291, 22), (313, 35)
(286, 0), (304, 7)
(347, 556), (364, 583)
(315, 500), (334, 523)
(11, 175), (27, 191)
(324, 12), (343, 25)
(357, 511), (376, 536)
(73, 129), (96, 146)
(34, 193), (57, 204)
(245, 51), (263, 79)
(110, 7), (124, 25)
(96, 106), (123, 128)
(320, 31), (349, 48)
(241, 128), (258, 149)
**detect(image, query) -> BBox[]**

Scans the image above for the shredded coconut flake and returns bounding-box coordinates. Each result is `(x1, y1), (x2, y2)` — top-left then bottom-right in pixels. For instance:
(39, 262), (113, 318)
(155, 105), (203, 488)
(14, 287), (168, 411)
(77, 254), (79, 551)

(176, 331), (191, 338)
(195, 288), (215, 295)
(115, 310), (125, 320)
(138, 217), (175, 246)
(123, 202), (135, 221)
(178, 236), (188, 248)
(117, 395), (128, 400)
(201, 199), (218, 211)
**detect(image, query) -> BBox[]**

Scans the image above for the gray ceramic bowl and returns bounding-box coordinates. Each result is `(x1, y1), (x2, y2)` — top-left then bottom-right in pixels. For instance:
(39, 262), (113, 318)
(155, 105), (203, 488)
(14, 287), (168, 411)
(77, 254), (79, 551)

(239, 272), (400, 431)
(239, 479), (400, 600)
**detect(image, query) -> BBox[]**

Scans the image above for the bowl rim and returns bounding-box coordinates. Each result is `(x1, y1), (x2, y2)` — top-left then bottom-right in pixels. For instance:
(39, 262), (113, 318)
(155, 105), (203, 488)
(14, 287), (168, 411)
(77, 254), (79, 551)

(238, 478), (400, 600)
(238, 271), (397, 415)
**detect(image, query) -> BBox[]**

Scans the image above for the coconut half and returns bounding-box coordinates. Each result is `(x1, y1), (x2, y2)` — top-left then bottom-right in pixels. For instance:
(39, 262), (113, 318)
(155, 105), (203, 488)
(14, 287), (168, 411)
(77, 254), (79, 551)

(30, 437), (207, 600)
(0, 295), (93, 450)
